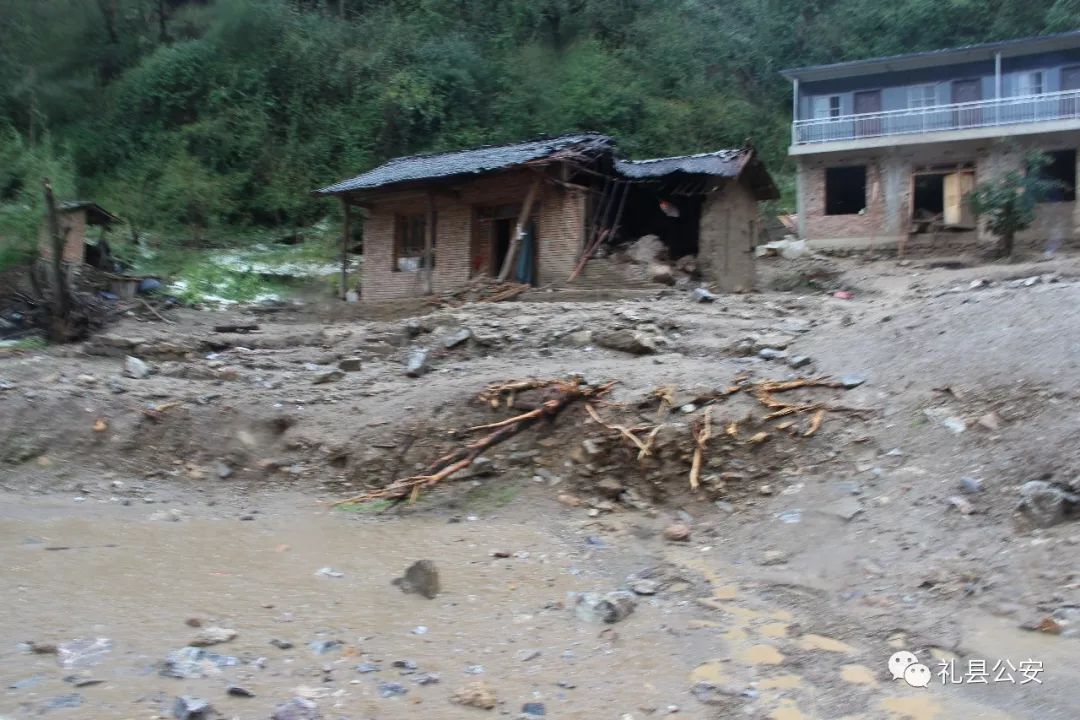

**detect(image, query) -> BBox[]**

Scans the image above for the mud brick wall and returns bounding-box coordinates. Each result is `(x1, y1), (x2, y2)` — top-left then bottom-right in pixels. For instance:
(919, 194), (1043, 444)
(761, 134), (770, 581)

(698, 181), (758, 292)
(357, 169), (586, 302)
(38, 209), (87, 264)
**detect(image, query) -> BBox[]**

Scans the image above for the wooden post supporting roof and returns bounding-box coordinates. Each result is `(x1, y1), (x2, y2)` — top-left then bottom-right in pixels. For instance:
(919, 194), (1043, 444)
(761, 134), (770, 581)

(340, 198), (351, 299)
(497, 177), (542, 283)
(424, 190), (436, 295)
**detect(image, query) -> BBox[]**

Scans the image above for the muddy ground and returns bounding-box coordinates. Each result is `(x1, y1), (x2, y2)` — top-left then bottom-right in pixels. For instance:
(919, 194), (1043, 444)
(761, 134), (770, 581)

(1, 252), (1079, 719)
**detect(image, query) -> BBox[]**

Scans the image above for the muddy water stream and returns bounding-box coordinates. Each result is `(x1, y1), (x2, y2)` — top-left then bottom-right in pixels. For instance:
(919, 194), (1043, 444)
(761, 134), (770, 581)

(0, 491), (1074, 719)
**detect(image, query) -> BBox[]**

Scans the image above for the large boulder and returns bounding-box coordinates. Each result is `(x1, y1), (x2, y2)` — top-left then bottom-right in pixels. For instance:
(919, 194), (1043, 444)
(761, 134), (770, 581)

(626, 235), (665, 264)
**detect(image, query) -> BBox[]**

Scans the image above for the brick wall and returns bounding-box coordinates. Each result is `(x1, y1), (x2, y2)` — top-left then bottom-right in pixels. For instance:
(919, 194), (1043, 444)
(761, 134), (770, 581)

(357, 169), (586, 302)
(799, 157), (889, 242)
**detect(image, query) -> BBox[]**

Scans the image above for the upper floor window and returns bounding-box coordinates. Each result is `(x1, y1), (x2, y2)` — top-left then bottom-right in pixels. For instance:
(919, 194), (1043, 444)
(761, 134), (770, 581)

(908, 84), (937, 109)
(812, 95), (841, 120)
(1016, 71), (1044, 97)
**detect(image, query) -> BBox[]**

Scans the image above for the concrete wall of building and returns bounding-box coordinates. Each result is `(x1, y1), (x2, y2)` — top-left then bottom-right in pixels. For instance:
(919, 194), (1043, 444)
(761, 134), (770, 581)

(358, 169), (587, 302)
(698, 181), (758, 292)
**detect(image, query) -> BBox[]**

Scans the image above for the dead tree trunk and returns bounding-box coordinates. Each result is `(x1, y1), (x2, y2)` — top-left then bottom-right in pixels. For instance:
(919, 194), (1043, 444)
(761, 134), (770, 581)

(42, 179), (73, 341)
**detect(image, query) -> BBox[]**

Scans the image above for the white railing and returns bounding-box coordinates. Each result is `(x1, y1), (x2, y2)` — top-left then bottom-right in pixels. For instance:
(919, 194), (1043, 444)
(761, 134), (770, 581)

(793, 89), (1080, 145)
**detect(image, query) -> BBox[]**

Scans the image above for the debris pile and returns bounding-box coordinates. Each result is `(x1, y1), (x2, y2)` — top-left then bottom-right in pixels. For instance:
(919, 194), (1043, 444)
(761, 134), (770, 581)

(334, 374), (874, 509)
(428, 277), (531, 307)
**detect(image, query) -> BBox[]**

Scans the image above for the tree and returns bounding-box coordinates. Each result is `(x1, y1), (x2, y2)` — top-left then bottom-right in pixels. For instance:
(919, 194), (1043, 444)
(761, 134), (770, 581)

(969, 151), (1060, 259)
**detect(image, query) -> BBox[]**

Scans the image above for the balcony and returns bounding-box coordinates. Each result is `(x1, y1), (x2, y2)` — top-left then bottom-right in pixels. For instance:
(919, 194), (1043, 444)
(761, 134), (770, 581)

(793, 89), (1080, 147)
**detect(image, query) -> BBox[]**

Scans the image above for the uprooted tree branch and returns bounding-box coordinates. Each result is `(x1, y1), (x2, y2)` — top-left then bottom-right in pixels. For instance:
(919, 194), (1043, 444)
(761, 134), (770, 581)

(334, 374), (875, 509)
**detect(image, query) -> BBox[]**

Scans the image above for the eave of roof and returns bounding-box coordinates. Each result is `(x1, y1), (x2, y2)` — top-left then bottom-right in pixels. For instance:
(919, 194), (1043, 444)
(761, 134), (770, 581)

(781, 29), (1080, 82)
(59, 201), (120, 225)
(314, 133), (613, 196)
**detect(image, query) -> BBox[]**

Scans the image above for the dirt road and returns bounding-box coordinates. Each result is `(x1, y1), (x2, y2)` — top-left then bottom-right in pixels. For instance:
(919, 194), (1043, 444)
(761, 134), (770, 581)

(1, 253), (1078, 718)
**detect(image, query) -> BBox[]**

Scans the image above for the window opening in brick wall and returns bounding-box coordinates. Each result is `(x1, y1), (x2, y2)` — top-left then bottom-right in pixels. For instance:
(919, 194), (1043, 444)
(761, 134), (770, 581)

(824, 166), (866, 215)
(393, 212), (435, 271)
(1039, 149), (1076, 203)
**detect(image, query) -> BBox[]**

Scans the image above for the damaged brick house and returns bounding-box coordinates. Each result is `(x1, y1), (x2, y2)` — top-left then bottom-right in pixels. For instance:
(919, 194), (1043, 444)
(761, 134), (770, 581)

(784, 30), (1080, 252)
(313, 134), (777, 302)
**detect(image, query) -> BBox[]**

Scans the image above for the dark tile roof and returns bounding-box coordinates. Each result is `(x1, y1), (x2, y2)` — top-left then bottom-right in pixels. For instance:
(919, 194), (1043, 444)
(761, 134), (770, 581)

(615, 149), (750, 179)
(59, 201), (119, 225)
(315, 133), (614, 195)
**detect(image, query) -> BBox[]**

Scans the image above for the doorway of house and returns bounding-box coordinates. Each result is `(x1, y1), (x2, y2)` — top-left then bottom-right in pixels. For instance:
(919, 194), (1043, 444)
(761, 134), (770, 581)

(474, 204), (538, 284)
(911, 166), (975, 232)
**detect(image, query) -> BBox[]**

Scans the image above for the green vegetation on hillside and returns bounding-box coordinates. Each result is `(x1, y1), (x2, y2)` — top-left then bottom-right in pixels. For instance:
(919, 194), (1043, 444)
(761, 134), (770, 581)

(3, 0), (1080, 253)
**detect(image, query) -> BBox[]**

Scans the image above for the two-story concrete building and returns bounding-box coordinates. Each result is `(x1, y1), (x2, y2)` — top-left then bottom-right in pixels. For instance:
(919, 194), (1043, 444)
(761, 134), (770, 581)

(783, 30), (1080, 252)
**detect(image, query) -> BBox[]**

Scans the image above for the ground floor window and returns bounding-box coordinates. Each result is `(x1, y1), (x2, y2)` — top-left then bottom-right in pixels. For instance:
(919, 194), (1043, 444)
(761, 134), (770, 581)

(1039, 150), (1076, 203)
(394, 213), (435, 271)
(824, 166), (867, 215)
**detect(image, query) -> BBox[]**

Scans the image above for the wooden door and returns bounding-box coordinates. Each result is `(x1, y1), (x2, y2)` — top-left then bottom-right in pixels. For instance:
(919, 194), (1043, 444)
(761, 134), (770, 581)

(943, 172), (975, 228)
(951, 79), (982, 127)
(1061, 66), (1080, 117)
(853, 90), (882, 137)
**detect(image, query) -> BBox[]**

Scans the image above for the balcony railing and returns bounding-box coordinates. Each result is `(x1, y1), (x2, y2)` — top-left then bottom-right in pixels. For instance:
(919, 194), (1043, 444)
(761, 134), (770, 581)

(793, 89), (1080, 145)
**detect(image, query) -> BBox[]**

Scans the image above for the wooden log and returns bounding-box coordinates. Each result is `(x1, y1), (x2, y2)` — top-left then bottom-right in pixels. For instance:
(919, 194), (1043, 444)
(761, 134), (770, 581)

(340, 199), (351, 300)
(497, 177), (541, 282)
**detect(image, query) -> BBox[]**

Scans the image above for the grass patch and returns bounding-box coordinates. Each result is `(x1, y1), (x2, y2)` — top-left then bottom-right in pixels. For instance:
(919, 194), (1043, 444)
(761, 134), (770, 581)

(462, 480), (521, 510)
(0, 336), (46, 351)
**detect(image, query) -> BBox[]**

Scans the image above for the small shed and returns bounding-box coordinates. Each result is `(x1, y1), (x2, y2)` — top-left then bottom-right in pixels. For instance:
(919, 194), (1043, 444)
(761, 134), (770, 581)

(39, 201), (119, 265)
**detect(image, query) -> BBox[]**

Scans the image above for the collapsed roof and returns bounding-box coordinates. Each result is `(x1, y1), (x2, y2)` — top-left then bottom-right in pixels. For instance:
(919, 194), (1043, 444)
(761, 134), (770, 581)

(315, 134), (778, 200)
(616, 149), (778, 200)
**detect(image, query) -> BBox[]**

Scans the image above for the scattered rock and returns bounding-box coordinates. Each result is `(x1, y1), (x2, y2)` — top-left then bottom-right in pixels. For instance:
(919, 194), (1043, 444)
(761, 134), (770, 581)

(312, 369), (344, 385)
(626, 235), (664, 264)
(191, 627), (237, 647)
(338, 357), (363, 372)
(405, 347), (432, 377)
(977, 411), (1003, 431)
(563, 329), (594, 347)
(690, 287), (718, 303)
(315, 567), (344, 578)
(760, 550), (790, 566)
(124, 356), (151, 379)
(57, 638), (112, 668)
(356, 662), (380, 673)
(271, 697), (321, 720)
(226, 685), (254, 698)
(573, 591), (637, 624)
(392, 559), (440, 599)
(594, 328), (661, 355)
(27, 641), (58, 655)
(450, 681), (497, 710)
(215, 462), (233, 479)
(160, 647), (239, 679)
(441, 328), (472, 349)
(308, 639), (342, 655)
(1018, 481), (1078, 528)
(557, 493), (584, 507)
(662, 523), (691, 542)
(691, 681), (755, 707)
(378, 681), (408, 698)
(517, 649), (541, 662)
(630, 579), (660, 596)
(758, 347), (787, 360)
(595, 478), (625, 499)
(839, 374), (866, 389)
(821, 496), (863, 521)
(960, 476), (984, 494)
(1020, 616), (1063, 635)
(172, 695), (214, 720)
(522, 702), (546, 716)
(788, 355), (812, 368)
(947, 496), (975, 515)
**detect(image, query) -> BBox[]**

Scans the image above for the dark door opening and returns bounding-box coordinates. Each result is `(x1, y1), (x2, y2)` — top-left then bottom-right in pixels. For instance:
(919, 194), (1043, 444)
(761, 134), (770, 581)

(913, 174), (945, 217)
(488, 215), (538, 284)
(492, 218), (513, 276)
(853, 90), (882, 137)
